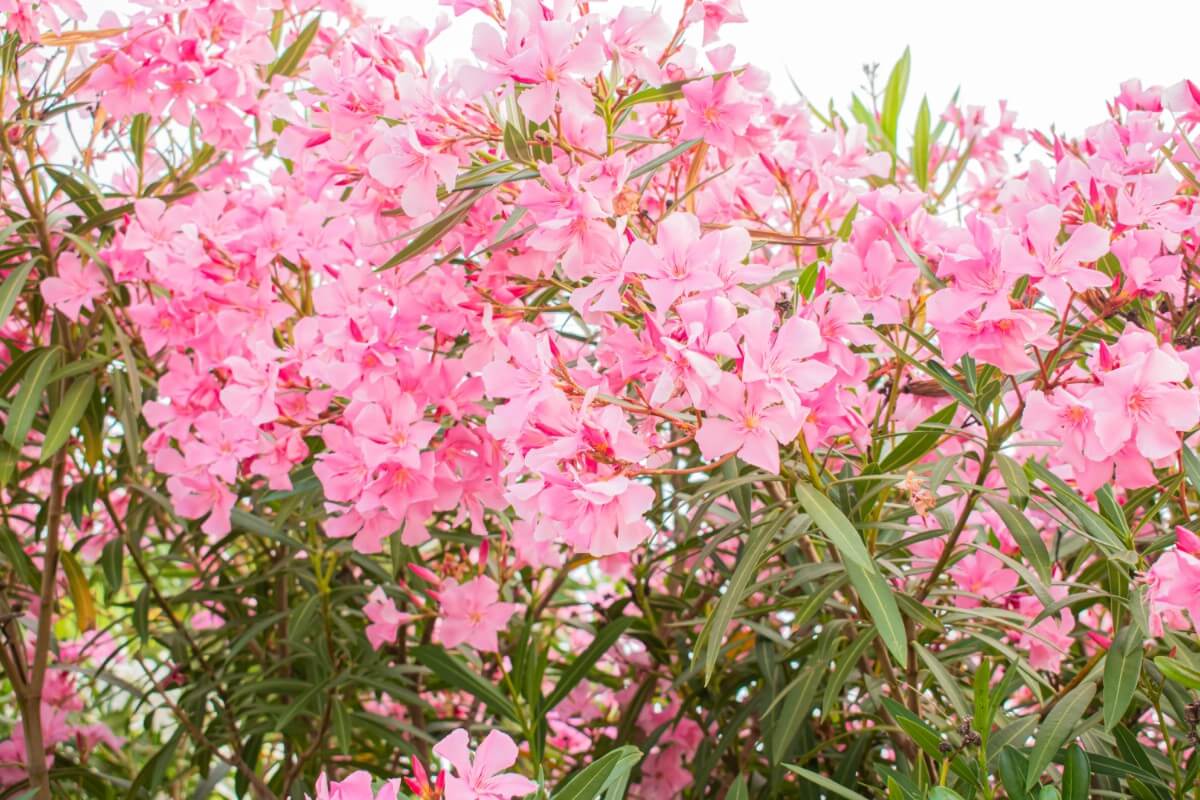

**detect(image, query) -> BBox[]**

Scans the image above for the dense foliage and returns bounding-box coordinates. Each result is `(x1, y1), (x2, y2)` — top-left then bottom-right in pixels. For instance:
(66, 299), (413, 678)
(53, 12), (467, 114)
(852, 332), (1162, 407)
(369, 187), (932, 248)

(1, 0), (1199, 798)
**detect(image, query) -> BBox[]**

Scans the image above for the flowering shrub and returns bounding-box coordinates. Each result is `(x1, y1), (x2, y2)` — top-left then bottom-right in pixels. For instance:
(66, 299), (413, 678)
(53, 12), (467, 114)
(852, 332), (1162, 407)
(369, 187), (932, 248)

(1, 0), (1200, 798)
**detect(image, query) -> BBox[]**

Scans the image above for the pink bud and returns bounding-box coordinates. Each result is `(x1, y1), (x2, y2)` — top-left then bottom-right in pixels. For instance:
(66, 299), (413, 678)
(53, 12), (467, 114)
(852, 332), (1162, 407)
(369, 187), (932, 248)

(1176, 525), (1200, 555)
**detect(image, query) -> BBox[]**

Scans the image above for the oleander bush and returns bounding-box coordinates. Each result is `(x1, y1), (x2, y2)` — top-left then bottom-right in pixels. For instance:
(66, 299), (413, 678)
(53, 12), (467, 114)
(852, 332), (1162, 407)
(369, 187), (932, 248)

(0, 0), (1199, 798)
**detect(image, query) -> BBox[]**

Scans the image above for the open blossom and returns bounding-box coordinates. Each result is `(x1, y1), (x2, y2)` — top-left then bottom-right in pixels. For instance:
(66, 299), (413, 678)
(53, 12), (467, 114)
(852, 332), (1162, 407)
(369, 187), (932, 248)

(1089, 347), (1200, 460)
(680, 74), (757, 154)
(696, 375), (802, 474)
(39, 253), (105, 320)
(1002, 204), (1109, 312)
(433, 729), (537, 800)
(363, 588), (414, 650)
(367, 123), (459, 218)
(436, 576), (521, 652)
(309, 772), (400, 800)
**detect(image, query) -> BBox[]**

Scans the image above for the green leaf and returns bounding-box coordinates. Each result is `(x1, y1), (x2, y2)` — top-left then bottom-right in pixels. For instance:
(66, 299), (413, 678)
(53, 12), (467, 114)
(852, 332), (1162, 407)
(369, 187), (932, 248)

(503, 123), (533, 165)
(629, 138), (703, 181)
(986, 497), (1052, 583)
(377, 189), (488, 271)
(929, 789), (965, 800)
(130, 113), (149, 173)
(1154, 656), (1200, 689)
(100, 536), (124, 594)
(996, 453), (1030, 507)
(1025, 682), (1095, 789)
(911, 96), (931, 189)
(1061, 743), (1090, 800)
(697, 513), (784, 684)
(267, 17), (319, 80)
(40, 374), (94, 460)
(1102, 625), (1142, 729)
(795, 483), (906, 665)
(129, 728), (183, 798)
(412, 644), (516, 721)
(726, 775), (748, 800)
(794, 483), (871, 569)
(552, 746), (641, 800)
(880, 47), (912, 148)
(1027, 462), (1126, 555)
(0, 526), (41, 588)
(784, 765), (871, 800)
(878, 401), (956, 472)
(543, 616), (634, 712)
(998, 746), (1030, 800)
(4, 346), (61, 447)
(843, 558), (907, 667)
(0, 260), (33, 328)
(61, 549), (96, 631)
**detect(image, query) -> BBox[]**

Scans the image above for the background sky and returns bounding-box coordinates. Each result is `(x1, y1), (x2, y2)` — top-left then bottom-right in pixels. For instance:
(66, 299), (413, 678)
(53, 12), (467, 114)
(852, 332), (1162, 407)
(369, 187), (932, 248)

(91, 0), (1199, 136)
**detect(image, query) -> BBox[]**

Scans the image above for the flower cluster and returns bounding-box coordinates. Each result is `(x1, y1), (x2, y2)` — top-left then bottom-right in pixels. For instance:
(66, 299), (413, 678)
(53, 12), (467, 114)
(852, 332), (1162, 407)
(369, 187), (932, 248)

(1, 0), (1200, 797)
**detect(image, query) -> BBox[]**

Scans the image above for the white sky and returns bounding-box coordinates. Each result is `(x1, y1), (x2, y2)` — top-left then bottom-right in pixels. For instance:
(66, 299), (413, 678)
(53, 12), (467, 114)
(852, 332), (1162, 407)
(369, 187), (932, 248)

(90, 0), (1200, 135)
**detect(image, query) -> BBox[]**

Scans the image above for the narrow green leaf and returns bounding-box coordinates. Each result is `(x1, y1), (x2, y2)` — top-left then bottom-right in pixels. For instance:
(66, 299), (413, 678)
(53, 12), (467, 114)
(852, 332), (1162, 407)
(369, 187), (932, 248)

(843, 558), (907, 666)
(986, 497), (1052, 583)
(267, 17), (319, 79)
(378, 189), (487, 271)
(998, 746), (1030, 800)
(784, 764), (871, 800)
(40, 374), (94, 460)
(911, 96), (931, 189)
(1061, 743), (1090, 800)
(0, 526), (41, 588)
(1025, 682), (1095, 789)
(412, 644), (516, 721)
(543, 616), (634, 712)
(4, 346), (61, 447)
(697, 513), (785, 683)
(880, 47), (912, 147)
(0, 260), (33, 328)
(794, 482), (871, 569)
(997, 453), (1030, 507)
(1102, 625), (1142, 729)
(878, 401), (956, 472)
(629, 138), (703, 181)
(1154, 656), (1200, 689)
(552, 746), (641, 800)
(726, 775), (748, 800)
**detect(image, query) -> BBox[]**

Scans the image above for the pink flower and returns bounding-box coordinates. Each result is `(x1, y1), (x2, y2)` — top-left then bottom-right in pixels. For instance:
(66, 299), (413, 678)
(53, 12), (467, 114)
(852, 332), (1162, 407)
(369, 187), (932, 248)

(363, 588), (413, 651)
(514, 21), (604, 123)
(1089, 348), (1200, 460)
(432, 729), (537, 800)
(696, 375), (802, 475)
(680, 75), (756, 154)
(829, 238), (916, 324)
(309, 771), (400, 800)
(436, 576), (521, 652)
(367, 124), (460, 218)
(1002, 204), (1109, 312)
(685, 0), (748, 45)
(39, 253), (105, 320)
(623, 213), (730, 311)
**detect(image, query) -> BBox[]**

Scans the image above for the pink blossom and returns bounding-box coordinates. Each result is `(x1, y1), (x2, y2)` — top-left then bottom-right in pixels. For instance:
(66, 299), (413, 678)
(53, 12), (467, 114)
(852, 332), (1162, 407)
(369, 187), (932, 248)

(432, 729), (538, 800)
(436, 576), (521, 652)
(39, 254), (105, 320)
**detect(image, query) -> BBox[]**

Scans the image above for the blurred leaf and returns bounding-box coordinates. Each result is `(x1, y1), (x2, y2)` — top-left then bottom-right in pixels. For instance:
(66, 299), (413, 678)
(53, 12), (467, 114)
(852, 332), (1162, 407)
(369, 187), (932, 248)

(697, 513), (785, 684)
(0, 526), (41, 588)
(784, 765), (870, 800)
(412, 645), (516, 721)
(1154, 656), (1200, 689)
(543, 616), (635, 712)
(61, 549), (96, 631)
(267, 16), (319, 79)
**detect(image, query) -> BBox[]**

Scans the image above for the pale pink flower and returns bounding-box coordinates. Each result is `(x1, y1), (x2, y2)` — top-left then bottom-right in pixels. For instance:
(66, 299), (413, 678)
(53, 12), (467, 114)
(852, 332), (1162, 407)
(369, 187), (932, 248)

(433, 729), (537, 800)
(40, 253), (105, 320)
(436, 576), (521, 652)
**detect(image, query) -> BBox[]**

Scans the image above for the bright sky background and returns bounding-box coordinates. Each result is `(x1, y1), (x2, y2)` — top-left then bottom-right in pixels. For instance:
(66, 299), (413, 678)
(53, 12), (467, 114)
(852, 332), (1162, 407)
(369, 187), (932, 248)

(91, 0), (1199, 135)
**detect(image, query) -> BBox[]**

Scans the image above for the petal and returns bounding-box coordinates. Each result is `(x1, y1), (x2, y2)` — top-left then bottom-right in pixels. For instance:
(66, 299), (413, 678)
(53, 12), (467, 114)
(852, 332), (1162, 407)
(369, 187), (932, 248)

(474, 729), (520, 778)
(695, 417), (743, 461)
(432, 729), (473, 775)
(738, 428), (780, 474)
